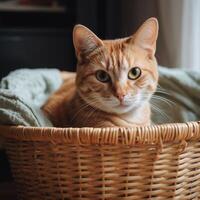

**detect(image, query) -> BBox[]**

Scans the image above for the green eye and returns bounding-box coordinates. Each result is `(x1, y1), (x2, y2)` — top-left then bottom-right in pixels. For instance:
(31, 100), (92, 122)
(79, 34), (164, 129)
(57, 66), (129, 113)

(128, 67), (142, 80)
(95, 70), (111, 83)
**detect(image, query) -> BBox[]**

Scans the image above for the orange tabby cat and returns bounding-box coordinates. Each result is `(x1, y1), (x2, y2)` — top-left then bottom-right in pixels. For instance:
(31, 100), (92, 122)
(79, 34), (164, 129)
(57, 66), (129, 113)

(43, 17), (159, 127)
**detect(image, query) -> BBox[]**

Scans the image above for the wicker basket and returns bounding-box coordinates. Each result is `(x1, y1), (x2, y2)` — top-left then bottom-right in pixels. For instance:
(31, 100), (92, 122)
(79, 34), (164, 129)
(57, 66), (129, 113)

(1, 122), (200, 200)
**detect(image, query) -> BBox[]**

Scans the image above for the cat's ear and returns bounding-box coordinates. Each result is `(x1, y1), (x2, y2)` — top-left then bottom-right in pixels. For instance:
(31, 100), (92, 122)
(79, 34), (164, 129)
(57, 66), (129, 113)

(73, 25), (103, 59)
(132, 18), (159, 55)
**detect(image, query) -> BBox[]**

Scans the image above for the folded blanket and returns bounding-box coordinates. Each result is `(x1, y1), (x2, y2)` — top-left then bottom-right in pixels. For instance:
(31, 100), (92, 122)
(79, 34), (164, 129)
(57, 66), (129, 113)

(152, 66), (200, 124)
(0, 68), (62, 127)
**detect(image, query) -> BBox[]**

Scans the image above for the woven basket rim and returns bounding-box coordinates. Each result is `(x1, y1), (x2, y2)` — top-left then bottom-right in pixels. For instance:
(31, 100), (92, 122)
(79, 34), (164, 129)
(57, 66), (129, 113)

(0, 121), (200, 145)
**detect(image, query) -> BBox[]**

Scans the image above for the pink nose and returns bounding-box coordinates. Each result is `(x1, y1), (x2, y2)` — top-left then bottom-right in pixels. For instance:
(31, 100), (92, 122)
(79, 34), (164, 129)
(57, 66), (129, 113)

(116, 94), (125, 102)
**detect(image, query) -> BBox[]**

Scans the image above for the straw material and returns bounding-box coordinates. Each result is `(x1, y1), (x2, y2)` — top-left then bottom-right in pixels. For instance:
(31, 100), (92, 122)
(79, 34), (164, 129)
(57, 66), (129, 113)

(0, 121), (200, 200)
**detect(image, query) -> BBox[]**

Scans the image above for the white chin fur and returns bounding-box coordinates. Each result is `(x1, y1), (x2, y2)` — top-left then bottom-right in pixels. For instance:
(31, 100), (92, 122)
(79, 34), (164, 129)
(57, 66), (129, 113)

(93, 100), (139, 114)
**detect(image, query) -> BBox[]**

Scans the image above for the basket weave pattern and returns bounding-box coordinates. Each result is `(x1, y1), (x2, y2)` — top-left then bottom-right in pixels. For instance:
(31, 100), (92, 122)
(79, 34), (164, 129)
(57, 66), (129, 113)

(1, 122), (200, 199)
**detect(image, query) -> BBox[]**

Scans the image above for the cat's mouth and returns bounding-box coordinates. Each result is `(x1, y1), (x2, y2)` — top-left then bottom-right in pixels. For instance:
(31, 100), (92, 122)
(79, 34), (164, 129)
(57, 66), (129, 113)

(116, 102), (131, 107)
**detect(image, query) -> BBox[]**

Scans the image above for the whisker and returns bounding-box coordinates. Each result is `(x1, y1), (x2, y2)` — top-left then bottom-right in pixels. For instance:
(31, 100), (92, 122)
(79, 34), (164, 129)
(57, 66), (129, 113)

(151, 95), (176, 107)
(70, 103), (91, 123)
(141, 91), (176, 107)
(82, 106), (97, 125)
(156, 89), (171, 96)
(71, 98), (100, 123)
(151, 103), (171, 121)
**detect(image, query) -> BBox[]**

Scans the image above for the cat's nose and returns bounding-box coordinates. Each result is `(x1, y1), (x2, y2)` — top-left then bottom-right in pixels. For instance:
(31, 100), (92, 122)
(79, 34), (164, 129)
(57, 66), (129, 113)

(116, 93), (125, 102)
(114, 83), (126, 102)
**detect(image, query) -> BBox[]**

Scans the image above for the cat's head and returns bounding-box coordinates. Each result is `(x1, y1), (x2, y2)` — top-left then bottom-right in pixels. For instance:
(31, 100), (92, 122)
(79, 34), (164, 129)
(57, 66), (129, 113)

(73, 18), (159, 114)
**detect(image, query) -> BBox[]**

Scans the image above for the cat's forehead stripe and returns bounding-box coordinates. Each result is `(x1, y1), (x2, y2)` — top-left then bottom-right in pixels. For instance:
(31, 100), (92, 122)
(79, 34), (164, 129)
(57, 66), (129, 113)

(106, 44), (127, 72)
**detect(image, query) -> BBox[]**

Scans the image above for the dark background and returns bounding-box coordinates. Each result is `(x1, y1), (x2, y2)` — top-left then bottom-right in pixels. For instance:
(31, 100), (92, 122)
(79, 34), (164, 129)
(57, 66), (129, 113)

(0, 0), (158, 78)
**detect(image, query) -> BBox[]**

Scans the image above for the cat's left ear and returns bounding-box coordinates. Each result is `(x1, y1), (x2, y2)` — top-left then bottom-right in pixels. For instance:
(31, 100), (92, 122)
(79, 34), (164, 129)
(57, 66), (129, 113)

(132, 17), (159, 55)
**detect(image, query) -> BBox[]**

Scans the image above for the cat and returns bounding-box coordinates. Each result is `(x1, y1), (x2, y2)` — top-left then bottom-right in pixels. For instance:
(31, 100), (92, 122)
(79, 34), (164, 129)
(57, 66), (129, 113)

(42, 17), (159, 127)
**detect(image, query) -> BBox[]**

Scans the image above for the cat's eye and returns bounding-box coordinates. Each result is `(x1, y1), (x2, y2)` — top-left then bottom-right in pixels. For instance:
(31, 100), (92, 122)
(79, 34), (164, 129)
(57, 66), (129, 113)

(95, 70), (111, 83)
(128, 67), (142, 80)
